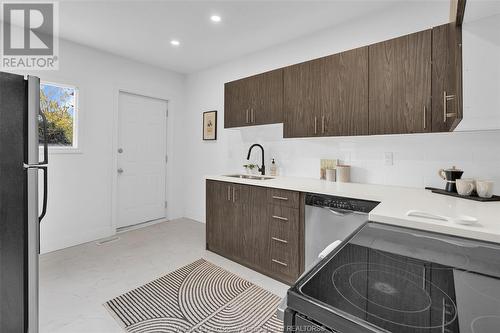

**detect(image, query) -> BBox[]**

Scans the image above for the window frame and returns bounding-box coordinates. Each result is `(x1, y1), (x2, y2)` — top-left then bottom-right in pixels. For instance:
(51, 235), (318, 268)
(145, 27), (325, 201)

(39, 81), (81, 154)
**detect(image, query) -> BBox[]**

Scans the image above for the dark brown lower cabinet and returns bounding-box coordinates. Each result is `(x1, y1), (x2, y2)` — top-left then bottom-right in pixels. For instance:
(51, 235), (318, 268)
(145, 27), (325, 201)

(206, 180), (236, 256)
(206, 180), (303, 284)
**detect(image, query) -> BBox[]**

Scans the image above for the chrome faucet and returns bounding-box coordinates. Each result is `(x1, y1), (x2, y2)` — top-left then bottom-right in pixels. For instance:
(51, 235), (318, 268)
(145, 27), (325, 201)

(247, 144), (265, 175)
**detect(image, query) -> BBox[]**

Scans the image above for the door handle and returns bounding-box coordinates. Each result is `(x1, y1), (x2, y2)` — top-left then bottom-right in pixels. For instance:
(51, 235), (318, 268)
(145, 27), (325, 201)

(245, 109), (249, 124)
(227, 186), (231, 201)
(251, 108), (254, 123)
(314, 116), (318, 134)
(321, 116), (325, 134)
(117, 168), (124, 174)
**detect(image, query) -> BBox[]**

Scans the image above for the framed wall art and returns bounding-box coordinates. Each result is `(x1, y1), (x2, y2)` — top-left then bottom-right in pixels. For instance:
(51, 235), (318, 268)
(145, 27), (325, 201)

(203, 110), (217, 140)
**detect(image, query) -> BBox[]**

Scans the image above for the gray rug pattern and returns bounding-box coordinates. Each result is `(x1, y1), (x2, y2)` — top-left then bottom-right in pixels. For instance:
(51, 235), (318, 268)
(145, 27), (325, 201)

(105, 259), (283, 333)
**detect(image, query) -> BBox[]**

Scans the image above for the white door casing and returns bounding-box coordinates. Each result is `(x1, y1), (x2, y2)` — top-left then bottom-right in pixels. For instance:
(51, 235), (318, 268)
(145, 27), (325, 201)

(117, 91), (167, 228)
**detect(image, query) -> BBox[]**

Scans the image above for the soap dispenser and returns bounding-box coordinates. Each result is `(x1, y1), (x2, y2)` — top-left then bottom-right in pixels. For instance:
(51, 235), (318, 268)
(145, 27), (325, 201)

(270, 158), (278, 177)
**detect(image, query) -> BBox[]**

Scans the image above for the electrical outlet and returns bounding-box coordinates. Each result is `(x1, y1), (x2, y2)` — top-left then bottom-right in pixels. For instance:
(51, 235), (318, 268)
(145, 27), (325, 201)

(384, 152), (394, 166)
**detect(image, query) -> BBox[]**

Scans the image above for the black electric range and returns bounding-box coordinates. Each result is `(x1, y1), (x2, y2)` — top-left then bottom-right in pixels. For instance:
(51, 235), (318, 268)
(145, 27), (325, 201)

(284, 222), (500, 333)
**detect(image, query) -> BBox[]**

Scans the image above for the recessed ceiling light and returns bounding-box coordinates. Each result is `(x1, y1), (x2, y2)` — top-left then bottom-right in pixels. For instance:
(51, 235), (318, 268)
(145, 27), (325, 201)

(170, 40), (180, 46)
(210, 15), (221, 23)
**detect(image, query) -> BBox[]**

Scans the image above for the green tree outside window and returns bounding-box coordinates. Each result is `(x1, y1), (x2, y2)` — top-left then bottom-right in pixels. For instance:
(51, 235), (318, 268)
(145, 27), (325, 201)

(39, 83), (76, 146)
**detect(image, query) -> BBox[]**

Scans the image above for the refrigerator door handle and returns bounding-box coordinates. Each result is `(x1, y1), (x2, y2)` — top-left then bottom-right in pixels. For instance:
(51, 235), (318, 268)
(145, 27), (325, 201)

(38, 111), (48, 165)
(38, 166), (48, 223)
(23, 111), (49, 170)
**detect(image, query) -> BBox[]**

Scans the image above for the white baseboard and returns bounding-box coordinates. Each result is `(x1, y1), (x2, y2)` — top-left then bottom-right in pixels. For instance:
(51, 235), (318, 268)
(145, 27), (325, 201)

(116, 218), (169, 233)
(41, 226), (115, 254)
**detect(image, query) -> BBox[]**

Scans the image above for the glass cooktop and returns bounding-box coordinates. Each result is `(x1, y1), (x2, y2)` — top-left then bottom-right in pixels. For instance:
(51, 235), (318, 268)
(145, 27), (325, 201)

(297, 222), (500, 333)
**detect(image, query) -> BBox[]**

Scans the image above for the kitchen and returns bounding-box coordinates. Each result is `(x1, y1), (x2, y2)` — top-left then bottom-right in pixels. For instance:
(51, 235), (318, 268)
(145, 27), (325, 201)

(1, 0), (500, 333)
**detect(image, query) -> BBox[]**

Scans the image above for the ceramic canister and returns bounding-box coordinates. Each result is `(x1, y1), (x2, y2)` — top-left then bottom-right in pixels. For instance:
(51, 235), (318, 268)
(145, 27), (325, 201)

(336, 165), (350, 183)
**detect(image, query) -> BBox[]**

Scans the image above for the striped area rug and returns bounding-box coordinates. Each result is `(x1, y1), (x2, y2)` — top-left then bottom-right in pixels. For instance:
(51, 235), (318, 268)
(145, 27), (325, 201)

(104, 259), (283, 333)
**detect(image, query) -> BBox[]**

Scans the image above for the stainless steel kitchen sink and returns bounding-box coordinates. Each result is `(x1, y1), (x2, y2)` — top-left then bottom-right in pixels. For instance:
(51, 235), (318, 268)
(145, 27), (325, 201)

(224, 174), (274, 180)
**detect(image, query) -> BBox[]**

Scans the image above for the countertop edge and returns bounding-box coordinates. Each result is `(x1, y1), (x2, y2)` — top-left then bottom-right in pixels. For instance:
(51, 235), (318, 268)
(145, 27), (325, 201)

(205, 175), (500, 244)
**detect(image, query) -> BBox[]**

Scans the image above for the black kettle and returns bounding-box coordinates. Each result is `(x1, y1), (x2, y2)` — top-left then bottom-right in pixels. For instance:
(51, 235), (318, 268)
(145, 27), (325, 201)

(438, 166), (464, 193)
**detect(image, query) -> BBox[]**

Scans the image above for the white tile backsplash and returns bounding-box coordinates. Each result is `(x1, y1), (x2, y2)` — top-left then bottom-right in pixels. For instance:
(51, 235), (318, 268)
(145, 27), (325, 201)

(228, 125), (500, 190)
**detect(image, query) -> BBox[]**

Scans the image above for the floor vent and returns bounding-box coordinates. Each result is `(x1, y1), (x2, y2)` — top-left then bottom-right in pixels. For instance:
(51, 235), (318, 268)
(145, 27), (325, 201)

(96, 236), (121, 246)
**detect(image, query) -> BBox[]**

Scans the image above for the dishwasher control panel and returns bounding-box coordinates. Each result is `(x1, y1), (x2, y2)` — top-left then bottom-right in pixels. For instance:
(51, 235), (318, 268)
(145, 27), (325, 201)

(305, 193), (380, 214)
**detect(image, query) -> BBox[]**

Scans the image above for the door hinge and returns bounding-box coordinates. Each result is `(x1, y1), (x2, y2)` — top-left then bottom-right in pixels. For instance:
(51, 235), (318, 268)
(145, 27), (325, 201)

(164, 201), (168, 208)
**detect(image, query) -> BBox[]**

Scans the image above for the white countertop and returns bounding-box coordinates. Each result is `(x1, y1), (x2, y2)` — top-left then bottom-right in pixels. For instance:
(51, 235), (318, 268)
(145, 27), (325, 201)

(206, 175), (500, 244)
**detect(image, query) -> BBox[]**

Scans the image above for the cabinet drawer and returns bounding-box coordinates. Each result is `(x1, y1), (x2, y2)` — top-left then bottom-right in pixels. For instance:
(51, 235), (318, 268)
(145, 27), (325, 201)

(268, 205), (298, 240)
(267, 188), (300, 208)
(269, 240), (298, 278)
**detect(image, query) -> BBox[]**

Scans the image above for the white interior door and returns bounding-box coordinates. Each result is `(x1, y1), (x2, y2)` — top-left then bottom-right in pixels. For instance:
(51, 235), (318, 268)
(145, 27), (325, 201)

(117, 91), (167, 228)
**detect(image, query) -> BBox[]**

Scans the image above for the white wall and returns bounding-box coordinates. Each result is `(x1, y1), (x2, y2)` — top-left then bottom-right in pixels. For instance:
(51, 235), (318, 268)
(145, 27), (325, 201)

(13, 39), (186, 253)
(458, 14), (500, 130)
(183, 2), (500, 223)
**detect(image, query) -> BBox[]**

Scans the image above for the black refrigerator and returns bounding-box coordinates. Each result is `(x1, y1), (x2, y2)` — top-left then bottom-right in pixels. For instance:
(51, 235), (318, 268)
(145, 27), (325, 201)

(0, 71), (48, 333)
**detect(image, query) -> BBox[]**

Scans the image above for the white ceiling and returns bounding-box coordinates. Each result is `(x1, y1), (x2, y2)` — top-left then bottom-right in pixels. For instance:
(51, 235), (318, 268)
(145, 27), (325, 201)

(57, 1), (398, 73)
(464, 0), (500, 23)
(463, 0), (500, 47)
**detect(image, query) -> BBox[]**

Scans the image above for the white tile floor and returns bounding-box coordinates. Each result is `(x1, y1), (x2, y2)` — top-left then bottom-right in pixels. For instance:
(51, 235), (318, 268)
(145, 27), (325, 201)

(39, 218), (288, 333)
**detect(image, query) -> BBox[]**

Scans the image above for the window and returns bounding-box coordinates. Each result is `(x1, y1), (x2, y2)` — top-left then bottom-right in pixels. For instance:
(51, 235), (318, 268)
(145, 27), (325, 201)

(40, 82), (78, 149)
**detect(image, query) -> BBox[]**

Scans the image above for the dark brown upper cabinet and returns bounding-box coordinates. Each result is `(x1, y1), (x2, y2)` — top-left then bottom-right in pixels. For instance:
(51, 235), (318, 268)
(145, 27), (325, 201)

(225, 23), (462, 137)
(224, 69), (283, 128)
(283, 58), (322, 138)
(369, 30), (432, 135)
(322, 47), (369, 136)
(284, 47), (369, 138)
(431, 23), (463, 132)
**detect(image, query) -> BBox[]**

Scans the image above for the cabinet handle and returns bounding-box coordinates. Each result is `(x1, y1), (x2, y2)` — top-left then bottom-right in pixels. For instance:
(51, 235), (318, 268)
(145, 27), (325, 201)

(251, 108), (254, 123)
(272, 259), (288, 267)
(272, 195), (289, 201)
(232, 187), (236, 202)
(227, 186), (231, 201)
(423, 105), (427, 130)
(314, 116), (318, 134)
(245, 109), (249, 124)
(272, 215), (288, 221)
(272, 237), (288, 244)
(322, 116), (325, 133)
(443, 91), (456, 123)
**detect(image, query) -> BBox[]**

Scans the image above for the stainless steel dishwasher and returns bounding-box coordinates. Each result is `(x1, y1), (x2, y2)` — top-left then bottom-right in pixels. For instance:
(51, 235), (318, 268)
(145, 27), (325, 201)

(304, 193), (380, 267)
(277, 193), (380, 321)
